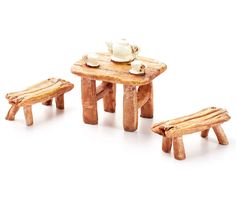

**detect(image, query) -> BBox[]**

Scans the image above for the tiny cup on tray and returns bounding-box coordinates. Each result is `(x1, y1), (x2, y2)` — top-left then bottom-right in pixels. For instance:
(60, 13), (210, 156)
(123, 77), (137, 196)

(129, 60), (146, 75)
(82, 53), (100, 68)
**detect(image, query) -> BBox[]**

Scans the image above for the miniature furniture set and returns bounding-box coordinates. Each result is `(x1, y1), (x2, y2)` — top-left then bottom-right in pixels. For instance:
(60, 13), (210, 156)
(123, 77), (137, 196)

(4, 39), (231, 160)
(151, 107), (230, 160)
(5, 78), (74, 126)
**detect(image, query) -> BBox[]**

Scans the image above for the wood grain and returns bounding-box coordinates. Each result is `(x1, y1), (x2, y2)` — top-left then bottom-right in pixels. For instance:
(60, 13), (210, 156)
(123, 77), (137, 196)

(23, 105), (33, 126)
(6, 78), (74, 107)
(152, 107), (230, 137)
(81, 78), (98, 124)
(140, 82), (153, 118)
(96, 82), (111, 101)
(5, 78), (74, 126)
(137, 83), (151, 109)
(56, 94), (64, 110)
(162, 137), (172, 153)
(123, 85), (138, 131)
(152, 107), (230, 160)
(103, 82), (116, 113)
(5, 105), (20, 120)
(71, 53), (167, 86)
(173, 137), (186, 160)
(213, 125), (229, 145)
(152, 107), (220, 128)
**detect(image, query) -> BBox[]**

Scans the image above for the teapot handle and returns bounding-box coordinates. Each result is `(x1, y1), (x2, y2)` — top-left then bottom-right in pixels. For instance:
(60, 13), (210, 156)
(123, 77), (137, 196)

(106, 41), (113, 54)
(132, 45), (140, 56)
(82, 54), (88, 62)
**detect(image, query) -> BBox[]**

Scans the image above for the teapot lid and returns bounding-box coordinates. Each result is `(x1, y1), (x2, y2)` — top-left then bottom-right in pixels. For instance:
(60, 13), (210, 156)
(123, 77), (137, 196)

(117, 38), (129, 45)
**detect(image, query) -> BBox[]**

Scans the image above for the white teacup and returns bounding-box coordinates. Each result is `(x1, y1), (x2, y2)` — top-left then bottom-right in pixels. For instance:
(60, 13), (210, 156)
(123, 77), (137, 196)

(82, 53), (99, 67)
(130, 60), (146, 74)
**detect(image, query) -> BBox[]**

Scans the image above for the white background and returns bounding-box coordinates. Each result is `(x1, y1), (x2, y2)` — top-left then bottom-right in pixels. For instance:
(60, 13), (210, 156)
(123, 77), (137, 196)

(0, 0), (236, 196)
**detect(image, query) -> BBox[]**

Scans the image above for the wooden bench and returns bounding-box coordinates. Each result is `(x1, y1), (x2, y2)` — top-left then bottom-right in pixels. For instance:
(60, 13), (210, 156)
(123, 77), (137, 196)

(5, 78), (74, 126)
(151, 107), (230, 160)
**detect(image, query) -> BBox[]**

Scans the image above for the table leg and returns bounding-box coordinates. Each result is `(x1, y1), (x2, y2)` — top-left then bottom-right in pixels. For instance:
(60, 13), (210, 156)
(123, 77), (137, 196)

(201, 129), (210, 138)
(140, 82), (153, 118)
(23, 105), (33, 126)
(213, 125), (229, 145)
(123, 85), (138, 132)
(81, 78), (98, 124)
(42, 99), (53, 106)
(56, 94), (64, 110)
(103, 83), (116, 113)
(173, 137), (186, 160)
(162, 137), (172, 153)
(6, 105), (20, 121)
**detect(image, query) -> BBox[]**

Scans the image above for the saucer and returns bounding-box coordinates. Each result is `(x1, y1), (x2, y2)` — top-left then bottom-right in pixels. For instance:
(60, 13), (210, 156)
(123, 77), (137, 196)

(111, 55), (134, 63)
(86, 61), (100, 68)
(129, 69), (145, 75)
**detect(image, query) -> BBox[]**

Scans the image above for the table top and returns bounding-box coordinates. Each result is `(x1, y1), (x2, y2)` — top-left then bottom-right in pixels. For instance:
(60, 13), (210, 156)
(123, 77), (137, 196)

(71, 53), (167, 86)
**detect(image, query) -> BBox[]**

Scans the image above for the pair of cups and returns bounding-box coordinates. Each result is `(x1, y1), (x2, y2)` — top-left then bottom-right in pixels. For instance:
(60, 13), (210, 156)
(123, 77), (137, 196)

(83, 53), (146, 75)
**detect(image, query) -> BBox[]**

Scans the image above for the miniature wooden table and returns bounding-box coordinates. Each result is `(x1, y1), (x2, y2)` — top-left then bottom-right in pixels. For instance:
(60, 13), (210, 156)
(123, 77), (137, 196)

(71, 53), (167, 131)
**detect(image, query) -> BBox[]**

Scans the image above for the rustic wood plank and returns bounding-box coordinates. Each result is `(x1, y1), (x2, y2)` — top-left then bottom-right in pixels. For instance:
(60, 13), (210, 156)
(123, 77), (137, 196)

(6, 78), (74, 106)
(152, 107), (230, 137)
(81, 78), (98, 124)
(123, 85), (138, 131)
(6, 78), (56, 99)
(169, 109), (227, 128)
(96, 82), (111, 101)
(137, 83), (151, 109)
(71, 53), (167, 86)
(152, 107), (220, 129)
(103, 82), (116, 113)
(165, 113), (230, 137)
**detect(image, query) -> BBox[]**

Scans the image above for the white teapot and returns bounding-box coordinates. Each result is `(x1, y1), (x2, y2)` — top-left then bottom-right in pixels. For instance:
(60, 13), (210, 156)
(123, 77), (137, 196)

(106, 39), (139, 62)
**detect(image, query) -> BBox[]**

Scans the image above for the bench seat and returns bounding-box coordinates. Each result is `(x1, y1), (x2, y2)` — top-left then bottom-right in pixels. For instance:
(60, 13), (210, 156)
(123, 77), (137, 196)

(152, 107), (230, 160)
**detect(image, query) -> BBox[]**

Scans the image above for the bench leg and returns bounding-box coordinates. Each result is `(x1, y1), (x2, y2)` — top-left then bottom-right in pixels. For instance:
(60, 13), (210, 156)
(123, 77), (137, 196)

(56, 94), (64, 110)
(6, 105), (20, 121)
(201, 129), (210, 138)
(162, 137), (172, 153)
(173, 137), (186, 160)
(81, 78), (98, 124)
(103, 83), (116, 113)
(140, 82), (153, 118)
(123, 85), (138, 132)
(213, 125), (229, 145)
(23, 105), (33, 126)
(42, 99), (53, 106)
